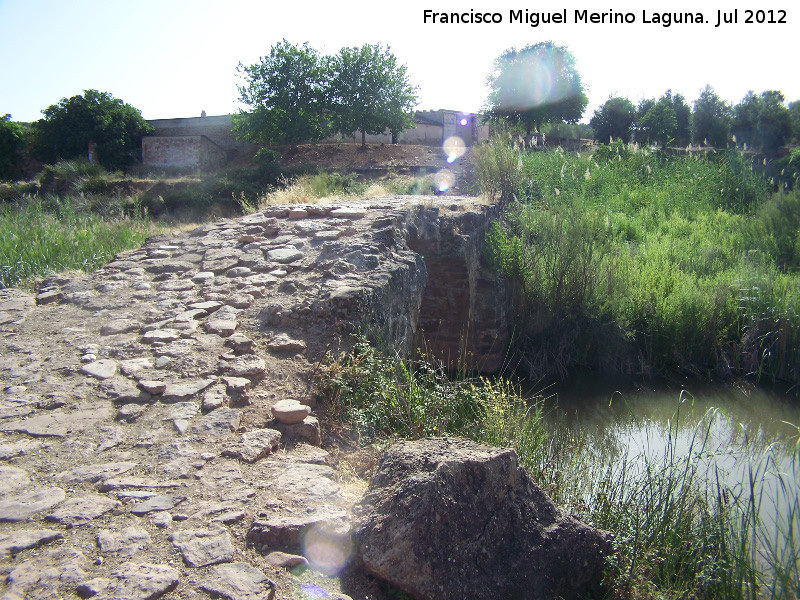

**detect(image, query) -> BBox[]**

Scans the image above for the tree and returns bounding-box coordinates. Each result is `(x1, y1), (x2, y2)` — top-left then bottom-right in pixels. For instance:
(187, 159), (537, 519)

(757, 90), (793, 158)
(691, 85), (732, 147)
(639, 95), (678, 150)
(589, 96), (636, 144)
(328, 44), (418, 148)
(670, 91), (692, 147)
(732, 91), (761, 148)
(31, 90), (151, 170)
(233, 40), (329, 146)
(0, 114), (25, 181)
(484, 42), (587, 138)
(789, 100), (800, 144)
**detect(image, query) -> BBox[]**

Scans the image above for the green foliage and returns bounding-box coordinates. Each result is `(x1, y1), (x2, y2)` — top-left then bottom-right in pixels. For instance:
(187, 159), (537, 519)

(31, 90), (152, 170)
(233, 40), (329, 146)
(484, 42), (588, 137)
(638, 92), (679, 149)
(472, 136), (525, 203)
(789, 100), (800, 144)
(692, 85), (733, 147)
(328, 44), (418, 147)
(480, 145), (800, 382)
(0, 195), (152, 288)
(733, 90), (794, 157)
(0, 114), (26, 181)
(590, 96), (636, 144)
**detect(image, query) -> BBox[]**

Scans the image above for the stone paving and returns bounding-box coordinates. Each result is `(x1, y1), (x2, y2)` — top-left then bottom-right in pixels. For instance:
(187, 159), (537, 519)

(0, 196), (494, 600)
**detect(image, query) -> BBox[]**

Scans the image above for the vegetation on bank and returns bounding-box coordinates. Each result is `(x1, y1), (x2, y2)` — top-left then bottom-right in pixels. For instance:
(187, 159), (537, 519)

(318, 339), (800, 600)
(477, 138), (800, 385)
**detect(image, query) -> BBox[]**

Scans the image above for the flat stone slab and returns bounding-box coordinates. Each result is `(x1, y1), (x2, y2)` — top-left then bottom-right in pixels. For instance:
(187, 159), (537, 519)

(119, 357), (155, 377)
(99, 477), (184, 492)
(191, 407), (241, 440)
(166, 401), (201, 421)
(142, 329), (182, 344)
(5, 547), (87, 599)
(329, 207), (367, 218)
(83, 562), (180, 600)
(200, 562), (275, 600)
(0, 487), (66, 522)
(265, 551), (309, 569)
(267, 333), (307, 353)
(222, 428), (281, 463)
(273, 464), (341, 499)
(0, 465), (31, 495)
(0, 438), (43, 460)
(130, 494), (183, 515)
(266, 248), (304, 264)
(0, 528), (63, 557)
(205, 319), (238, 336)
(46, 494), (120, 525)
(138, 380), (166, 394)
(102, 376), (148, 402)
(157, 279), (195, 292)
(248, 504), (348, 550)
(223, 355), (267, 378)
(142, 259), (195, 274)
(56, 461), (137, 484)
(97, 526), (151, 556)
(271, 399), (311, 424)
(170, 525), (234, 567)
(80, 359), (119, 380)
(101, 320), (140, 336)
(161, 378), (216, 402)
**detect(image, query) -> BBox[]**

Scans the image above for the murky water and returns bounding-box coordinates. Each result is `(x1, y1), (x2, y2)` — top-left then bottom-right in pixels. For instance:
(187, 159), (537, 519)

(542, 376), (800, 535)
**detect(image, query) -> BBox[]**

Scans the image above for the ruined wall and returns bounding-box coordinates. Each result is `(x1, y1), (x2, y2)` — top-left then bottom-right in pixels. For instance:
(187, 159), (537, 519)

(142, 135), (227, 170)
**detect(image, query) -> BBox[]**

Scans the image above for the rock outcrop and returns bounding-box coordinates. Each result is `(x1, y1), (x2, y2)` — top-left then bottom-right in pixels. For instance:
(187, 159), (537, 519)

(352, 437), (612, 600)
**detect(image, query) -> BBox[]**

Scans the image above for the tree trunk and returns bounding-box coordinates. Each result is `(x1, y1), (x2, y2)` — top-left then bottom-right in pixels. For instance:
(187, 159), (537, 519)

(361, 130), (366, 148)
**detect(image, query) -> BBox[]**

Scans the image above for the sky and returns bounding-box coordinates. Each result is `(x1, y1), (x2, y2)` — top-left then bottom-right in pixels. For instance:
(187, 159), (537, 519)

(1, 0), (798, 124)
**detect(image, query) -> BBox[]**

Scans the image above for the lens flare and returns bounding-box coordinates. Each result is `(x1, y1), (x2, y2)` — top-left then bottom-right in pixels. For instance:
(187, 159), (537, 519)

(459, 117), (468, 126)
(434, 169), (455, 193)
(443, 136), (466, 163)
(302, 522), (353, 576)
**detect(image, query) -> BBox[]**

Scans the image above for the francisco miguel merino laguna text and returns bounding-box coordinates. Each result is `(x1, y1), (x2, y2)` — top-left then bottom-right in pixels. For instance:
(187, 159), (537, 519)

(422, 9), (788, 27)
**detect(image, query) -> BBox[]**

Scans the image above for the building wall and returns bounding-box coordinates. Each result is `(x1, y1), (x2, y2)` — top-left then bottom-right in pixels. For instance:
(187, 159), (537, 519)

(142, 135), (227, 170)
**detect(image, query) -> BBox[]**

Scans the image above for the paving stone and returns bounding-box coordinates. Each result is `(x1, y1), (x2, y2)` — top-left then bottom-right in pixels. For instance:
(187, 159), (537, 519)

(46, 494), (120, 525)
(330, 207), (367, 218)
(4, 547), (87, 599)
(0, 405), (34, 419)
(130, 494), (184, 515)
(138, 379), (166, 394)
(99, 477), (184, 492)
(174, 308), (207, 322)
(102, 376), (149, 402)
(273, 463), (341, 499)
(0, 487), (66, 522)
(191, 407), (241, 439)
(222, 428), (281, 463)
(192, 271), (216, 283)
(56, 461), (137, 484)
(223, 376), (251, 393)
(0, 465), (31, 495)
(101, 320), (141, 336)
(88, 562), (180, 600)
(266, 248), (304, 264)
(81, 359), (119, 380)
(151, 511), (173, 528)
(170, 525), (234, 567)
(0, 438), (43, 460)
(161, 378), (216, 402)
(202, 385), (227, 412)
(248, 504), (348, 550)
(189, 300), (223, 312)
(199, 460), (243, 488)
(223, 355), (267, 378)
(200, 562), (275, 600)
(142, 259), (195, 274)
(166, 401), (201, 421)
(224, 333), (254, 354)
(119, 357), (155, 377)
(205, 319), (238, 336)
(0, 406), (111, 437)
(271, 399), (311, 424)
(0, 528), (63, 557)
(97, 526), (151, 556)
(142, 329), (182, 344)
(157, 279), (195, 292)
(267, 333), (307, 353)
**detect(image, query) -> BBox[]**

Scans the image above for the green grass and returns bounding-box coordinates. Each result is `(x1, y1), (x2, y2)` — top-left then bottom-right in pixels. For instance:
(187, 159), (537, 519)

(480, 141), (800, 383)
(0, 194), (154, 288)
(317, 340), (800, 600)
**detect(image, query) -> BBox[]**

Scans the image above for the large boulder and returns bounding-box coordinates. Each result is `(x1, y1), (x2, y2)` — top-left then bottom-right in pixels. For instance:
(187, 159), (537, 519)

(351, 437), (611, 600)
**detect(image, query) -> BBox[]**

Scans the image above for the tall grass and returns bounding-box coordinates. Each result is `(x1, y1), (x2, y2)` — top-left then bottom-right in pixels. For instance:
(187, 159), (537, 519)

(317, 340), (800, 599)
(481, 141), (800, 383)
(0, 195), (153, 288)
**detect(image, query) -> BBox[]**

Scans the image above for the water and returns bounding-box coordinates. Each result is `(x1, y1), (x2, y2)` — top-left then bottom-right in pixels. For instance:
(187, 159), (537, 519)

(542, 377), (800, 550)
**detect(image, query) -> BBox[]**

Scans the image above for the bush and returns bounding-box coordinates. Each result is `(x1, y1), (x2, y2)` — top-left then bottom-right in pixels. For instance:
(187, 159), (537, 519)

(473, 136), (525, 203)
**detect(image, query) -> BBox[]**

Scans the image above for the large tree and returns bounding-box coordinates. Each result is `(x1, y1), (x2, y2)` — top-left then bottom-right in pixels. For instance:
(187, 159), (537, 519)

(789, 100), (800, 144)
(691, 85), (732, 148)
(590, 96), (636, 144)
(31, 90), (151, 169)
(670, 91), (692, 147)
(757, 90), (793, 158)
(638, 95), (678, 150)
(233, 40), (329, 146)
(484, 42), (587, 138)
(732, 91), (761, 148)
(0, 114), (26, 181)
(327, 44), (418, 148)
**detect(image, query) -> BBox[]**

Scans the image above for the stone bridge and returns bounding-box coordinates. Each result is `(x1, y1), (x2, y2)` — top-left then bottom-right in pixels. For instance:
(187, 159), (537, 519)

(0, 196), (507, 599)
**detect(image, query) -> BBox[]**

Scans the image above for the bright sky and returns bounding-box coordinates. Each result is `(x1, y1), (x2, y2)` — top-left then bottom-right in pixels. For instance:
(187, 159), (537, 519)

(1, 0), (798, 124)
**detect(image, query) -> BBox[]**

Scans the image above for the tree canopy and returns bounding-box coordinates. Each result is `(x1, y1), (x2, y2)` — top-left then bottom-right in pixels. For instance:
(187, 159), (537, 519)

(233, 40), (329, 146)
(691, 85), (732, 148)
(590, 96), (636, 144)
(31, 90), (151, 170)
(484, 42), (587, 137)
(732, 90), (794, 157)
(0, 114), (26, 181)
(328, 44), (418, 148)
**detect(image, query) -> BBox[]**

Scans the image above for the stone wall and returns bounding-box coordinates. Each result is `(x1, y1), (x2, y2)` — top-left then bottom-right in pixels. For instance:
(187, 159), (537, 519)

(142, 135), (228, 170)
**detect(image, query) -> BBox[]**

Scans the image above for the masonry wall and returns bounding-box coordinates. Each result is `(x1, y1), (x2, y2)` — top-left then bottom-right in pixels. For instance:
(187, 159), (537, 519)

(142, 135), (227, 170)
